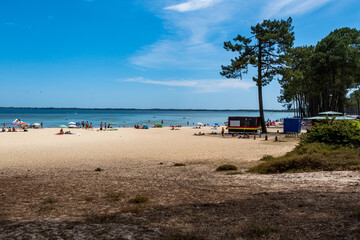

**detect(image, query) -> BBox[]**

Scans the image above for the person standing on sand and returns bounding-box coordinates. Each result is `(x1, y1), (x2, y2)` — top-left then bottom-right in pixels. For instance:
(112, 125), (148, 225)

(41, 122), (43, 128)
(104, 122), (107, 130)
(100, 122), (103, 131)
(221, 127), (225, 137)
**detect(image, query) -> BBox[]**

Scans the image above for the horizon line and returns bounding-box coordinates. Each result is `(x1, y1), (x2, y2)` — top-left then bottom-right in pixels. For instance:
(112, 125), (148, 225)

(0, 107), (292, 112)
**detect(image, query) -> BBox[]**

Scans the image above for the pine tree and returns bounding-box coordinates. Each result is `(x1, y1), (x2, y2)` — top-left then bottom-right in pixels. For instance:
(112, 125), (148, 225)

(221, 18), (294, 133)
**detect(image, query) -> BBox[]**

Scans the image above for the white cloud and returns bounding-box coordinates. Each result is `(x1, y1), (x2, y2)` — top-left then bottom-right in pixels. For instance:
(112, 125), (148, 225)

(131, 0), (336, 71)
(164, 0), (222, 12)
(263, 0), (333, 18)
(124, 77), (255, 93)
(130, 0), (239, 70)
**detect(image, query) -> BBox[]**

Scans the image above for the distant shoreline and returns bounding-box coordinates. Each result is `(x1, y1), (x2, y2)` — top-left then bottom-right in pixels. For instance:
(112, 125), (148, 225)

(0, 107), (292, 112)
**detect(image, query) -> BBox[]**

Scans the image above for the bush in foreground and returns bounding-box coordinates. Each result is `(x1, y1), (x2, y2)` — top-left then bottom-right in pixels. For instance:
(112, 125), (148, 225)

(216, 164), (238, 171)
(249, 142), (360, 174)
(304, 119), (360, 147)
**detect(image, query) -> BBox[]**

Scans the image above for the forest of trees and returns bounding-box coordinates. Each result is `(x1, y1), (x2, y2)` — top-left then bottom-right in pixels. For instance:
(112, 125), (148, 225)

(221, 20), (360, 125)
(278, 27), (360, 117)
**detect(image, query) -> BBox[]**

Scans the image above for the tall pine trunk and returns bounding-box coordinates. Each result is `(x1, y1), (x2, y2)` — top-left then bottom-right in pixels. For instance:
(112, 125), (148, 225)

(258, 44), (267, 133)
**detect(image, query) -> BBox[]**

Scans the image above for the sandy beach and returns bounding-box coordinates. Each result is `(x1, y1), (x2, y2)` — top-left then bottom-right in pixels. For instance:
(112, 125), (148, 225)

(0, 127), (296, 172)
(1, 127), (359, 239)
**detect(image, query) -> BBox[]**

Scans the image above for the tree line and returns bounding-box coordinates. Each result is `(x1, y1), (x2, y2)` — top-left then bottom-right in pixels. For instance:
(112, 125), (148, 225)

(221, 17), (360, 132)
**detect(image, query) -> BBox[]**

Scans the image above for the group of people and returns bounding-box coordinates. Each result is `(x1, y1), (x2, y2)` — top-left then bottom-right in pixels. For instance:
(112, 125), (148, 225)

(2, 127), (18, 132)
(99, 122), (114, 130)
(80, 121), (93, 129)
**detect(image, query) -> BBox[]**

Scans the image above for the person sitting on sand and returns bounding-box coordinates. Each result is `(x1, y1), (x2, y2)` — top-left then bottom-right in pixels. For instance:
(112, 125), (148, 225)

(2, 128), (5, 132)
(12, 127), (16, 132)
(7, 127), (11, 132)
(59, 128), (64, 134)
(65, 130), (71, 134)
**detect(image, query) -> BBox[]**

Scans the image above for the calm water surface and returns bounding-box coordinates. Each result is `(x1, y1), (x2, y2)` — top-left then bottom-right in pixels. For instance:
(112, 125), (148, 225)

(0, 109), (293, 128)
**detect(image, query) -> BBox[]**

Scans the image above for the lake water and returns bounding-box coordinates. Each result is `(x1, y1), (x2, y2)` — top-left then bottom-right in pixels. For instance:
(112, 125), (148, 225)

(0, 108), (293, 128)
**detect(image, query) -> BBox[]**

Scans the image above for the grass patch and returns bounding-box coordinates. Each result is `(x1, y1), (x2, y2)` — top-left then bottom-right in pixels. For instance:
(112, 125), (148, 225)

(226, 171), (243, 175)
(85, 196), (94, 202)
(129, 195), (149, 204)
(105, 192), (123, 201)
(260, 155), (274, 161)
(94, 167), (103, 172)
(44, 198), (56, 204)
(246, 222), (279, 237)
(216, 164), (238, 171)
(174, 163), (186, 167)
(249, 142), (360, 174)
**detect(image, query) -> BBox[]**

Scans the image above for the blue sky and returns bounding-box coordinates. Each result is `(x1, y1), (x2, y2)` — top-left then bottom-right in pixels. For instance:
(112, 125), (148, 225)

(0, 0), (359, 109)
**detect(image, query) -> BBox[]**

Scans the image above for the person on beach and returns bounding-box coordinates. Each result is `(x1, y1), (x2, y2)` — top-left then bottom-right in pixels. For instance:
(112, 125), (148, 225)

(90, 122), (93, 128)
(221, 127), (225, 137)
(12, 127), (16, 132)
(2, 128), (5, 132)
(41, 122), (43, 128)
(104, 122), (107, 130)
(7, 127), (11, 132)
(59, 128), (64, 134)
(3, 123), (5, 128)
(100, 122), (103, 131)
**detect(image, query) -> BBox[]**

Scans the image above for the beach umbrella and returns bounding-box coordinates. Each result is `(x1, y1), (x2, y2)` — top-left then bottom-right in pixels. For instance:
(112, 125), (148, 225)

(109, 123), (115, 125)
(306, 116), (326, 120)
(318, 111), (342, 115)
(334, 116), (356, 120)
(11, 122), (21, 125)
(68, 124), (77, 128)
(58, 125), (67, 128)
(68, 122), (76, 125)
(197, 122), (203, 126)
(33, 123), (40, 126)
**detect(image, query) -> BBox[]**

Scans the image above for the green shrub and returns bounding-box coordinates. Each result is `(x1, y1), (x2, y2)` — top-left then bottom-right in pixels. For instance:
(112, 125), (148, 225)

(304, 119), (360, 147)
(249, 142), (360, 174)
(216, 164), (238, 171)
(129, 195), (149, 204)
